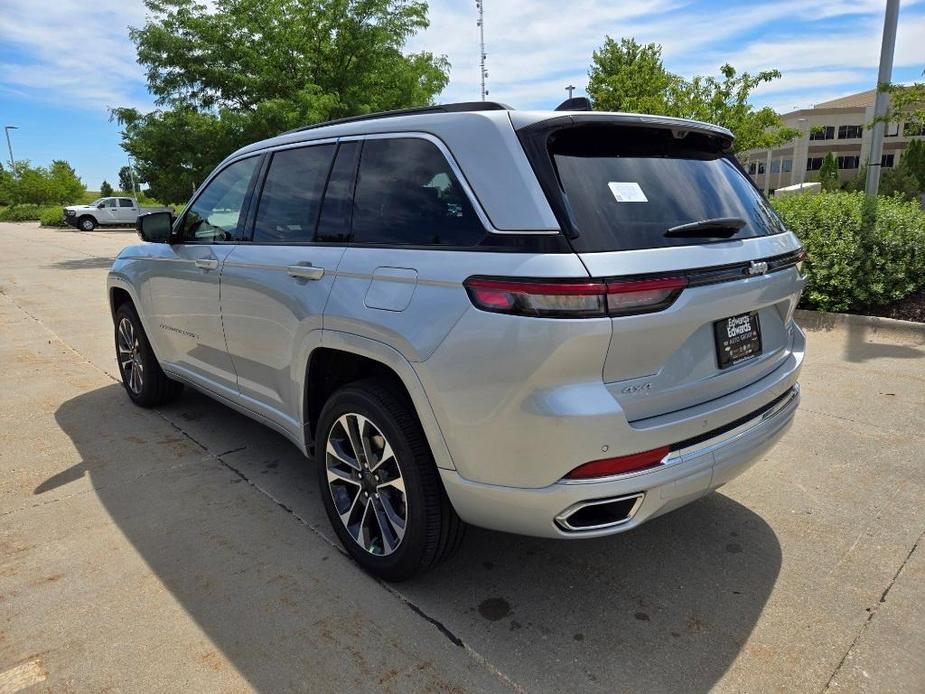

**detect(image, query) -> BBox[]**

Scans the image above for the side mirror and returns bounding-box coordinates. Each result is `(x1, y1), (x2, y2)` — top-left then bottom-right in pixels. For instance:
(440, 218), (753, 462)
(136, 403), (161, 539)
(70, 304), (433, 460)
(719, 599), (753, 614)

(136, 211), (173, 243)
(97, 202), (105, 209)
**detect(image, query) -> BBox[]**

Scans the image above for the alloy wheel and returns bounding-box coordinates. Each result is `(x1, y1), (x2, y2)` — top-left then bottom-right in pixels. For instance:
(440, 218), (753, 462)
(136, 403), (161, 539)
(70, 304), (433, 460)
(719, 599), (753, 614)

(325, 413), (407, 556)
(117, 317), (144, 394)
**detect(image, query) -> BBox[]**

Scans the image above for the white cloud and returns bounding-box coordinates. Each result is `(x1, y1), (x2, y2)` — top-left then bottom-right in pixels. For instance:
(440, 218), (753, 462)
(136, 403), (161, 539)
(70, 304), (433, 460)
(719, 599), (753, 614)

(2, 0), (923, 115)
(0, 0), (149, 110)
(413, 0), (925, 109)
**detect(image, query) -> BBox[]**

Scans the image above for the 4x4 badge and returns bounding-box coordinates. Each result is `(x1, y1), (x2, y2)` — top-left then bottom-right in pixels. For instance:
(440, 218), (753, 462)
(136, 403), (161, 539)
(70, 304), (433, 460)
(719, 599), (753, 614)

(747, 260), (769, 276)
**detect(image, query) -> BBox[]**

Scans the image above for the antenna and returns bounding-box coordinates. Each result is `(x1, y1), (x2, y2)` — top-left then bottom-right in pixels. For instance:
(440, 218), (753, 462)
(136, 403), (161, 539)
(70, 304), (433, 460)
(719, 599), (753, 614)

(476, 1), (487, 100)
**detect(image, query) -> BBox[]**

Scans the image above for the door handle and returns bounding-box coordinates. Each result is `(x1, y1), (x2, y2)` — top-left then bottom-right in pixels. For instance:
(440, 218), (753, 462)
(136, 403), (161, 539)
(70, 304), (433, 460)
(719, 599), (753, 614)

(195, 258), (219, 271)
(287, 264), (324, 281)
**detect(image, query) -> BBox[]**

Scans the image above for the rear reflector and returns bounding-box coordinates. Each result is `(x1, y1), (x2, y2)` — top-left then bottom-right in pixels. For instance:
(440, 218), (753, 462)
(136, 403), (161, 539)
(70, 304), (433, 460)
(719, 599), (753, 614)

(564, 446), (670, 479)
(464, 276), (686, 318)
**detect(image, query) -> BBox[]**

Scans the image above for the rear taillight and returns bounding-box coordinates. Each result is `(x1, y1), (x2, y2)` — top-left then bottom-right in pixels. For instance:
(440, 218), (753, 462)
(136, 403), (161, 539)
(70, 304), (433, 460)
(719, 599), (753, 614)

(605, 277), (688, 316)
(564, 446), (670, 479)
(463, 276), (687, 318)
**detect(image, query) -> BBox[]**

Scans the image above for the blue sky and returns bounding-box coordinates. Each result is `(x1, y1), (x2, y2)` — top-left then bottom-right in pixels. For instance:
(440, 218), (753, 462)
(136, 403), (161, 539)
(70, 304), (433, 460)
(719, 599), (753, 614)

(1, 0), (923, 190)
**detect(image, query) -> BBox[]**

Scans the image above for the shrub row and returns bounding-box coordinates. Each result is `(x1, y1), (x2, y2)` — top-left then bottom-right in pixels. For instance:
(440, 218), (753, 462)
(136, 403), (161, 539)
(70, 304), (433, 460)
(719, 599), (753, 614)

(773, 191), (925, 312)
(0, 204), (69, 227)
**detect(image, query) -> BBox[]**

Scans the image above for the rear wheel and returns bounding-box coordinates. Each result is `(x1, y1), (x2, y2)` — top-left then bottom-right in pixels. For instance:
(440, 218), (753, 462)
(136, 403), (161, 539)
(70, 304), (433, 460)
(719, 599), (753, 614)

(316, 378), (465, 581)
(78, 216), (96, 231)
(114, 303), (183, 407)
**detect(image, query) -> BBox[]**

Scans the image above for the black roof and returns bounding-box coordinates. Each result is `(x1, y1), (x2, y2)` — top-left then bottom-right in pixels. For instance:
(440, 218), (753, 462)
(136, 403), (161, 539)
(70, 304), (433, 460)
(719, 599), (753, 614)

(282, 101), (513, 135)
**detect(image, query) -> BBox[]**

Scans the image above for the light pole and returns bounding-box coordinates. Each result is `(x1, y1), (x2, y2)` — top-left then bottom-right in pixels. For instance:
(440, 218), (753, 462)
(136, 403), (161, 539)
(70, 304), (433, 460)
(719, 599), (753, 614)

(794, 117), (808, 190)
(4, 125), (18, 172)
(865, 0), (900, 197)
(565, 85), (575, 99)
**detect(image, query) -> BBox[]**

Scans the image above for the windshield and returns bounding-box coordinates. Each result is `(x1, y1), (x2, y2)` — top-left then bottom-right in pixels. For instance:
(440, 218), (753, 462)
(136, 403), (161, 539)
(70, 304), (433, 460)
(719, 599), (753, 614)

(89, 198), (104, 206)
(548, 125), (786, 252)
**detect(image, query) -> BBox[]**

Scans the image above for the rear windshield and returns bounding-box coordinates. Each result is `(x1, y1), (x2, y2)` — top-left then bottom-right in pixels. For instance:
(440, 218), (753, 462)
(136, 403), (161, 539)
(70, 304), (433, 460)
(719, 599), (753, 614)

(549, 125), (786, 252)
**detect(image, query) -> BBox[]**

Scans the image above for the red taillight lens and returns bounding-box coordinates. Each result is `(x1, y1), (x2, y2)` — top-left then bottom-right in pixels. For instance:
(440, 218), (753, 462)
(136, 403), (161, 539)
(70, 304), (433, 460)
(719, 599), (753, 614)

(605, 277), (688, 316)
(463, 276), (686, 318)
(463, 278), (608, 318)
(564, 446), (670, 479)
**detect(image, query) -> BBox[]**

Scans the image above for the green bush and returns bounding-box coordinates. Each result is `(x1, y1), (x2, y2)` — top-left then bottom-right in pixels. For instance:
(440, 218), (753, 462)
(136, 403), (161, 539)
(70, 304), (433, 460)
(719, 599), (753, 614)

(773, 191), (925, 312)
(39, 206), (68, 227)
(0, 204), (44, 221)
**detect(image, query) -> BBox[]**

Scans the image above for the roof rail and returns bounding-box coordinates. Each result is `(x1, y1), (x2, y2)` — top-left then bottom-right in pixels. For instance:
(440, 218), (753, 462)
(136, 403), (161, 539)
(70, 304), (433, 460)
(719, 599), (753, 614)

(281, 101), (513, 135)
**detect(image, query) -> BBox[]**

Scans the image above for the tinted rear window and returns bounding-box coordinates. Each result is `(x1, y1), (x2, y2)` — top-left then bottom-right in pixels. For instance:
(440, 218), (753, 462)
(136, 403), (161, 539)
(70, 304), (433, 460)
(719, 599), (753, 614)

(549, 126), (786, 252)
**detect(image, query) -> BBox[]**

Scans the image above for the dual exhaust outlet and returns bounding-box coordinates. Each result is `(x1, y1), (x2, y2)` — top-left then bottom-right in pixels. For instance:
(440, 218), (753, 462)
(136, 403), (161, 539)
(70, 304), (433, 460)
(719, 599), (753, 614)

(555, 493), (644, 533)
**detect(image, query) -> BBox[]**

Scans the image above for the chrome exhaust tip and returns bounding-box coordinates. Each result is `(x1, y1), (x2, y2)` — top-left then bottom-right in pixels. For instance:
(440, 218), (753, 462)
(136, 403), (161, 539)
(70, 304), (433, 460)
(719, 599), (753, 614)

(555, 493), (644, 532)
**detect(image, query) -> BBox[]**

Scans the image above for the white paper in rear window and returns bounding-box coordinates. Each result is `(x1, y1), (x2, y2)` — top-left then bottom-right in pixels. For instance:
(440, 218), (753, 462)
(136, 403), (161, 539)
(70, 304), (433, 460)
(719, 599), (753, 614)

(607, 181), (648, 202)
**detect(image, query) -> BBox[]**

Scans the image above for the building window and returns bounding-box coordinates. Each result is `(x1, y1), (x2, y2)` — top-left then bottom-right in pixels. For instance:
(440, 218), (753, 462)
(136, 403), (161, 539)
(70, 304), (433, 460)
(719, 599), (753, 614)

(836, 155), (860, 169)
(837, 125), (863, 139)
(747, 162), (756, 174)
(757, 162), (766, 174)
(886, 122), (899, 137)
(881, 154), (895, 167)
(806, 157), (824, 171)
(809, 126), (835, 141)
(904, 122), (924, 137)
(770, 160), (781, 173)
(782, 159), (793, 173)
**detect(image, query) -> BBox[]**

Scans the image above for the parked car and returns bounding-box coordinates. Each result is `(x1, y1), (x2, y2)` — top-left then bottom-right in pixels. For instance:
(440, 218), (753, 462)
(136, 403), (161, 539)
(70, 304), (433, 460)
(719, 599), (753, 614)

(64, 196), (173, 231)
(107, 102), (805, 580)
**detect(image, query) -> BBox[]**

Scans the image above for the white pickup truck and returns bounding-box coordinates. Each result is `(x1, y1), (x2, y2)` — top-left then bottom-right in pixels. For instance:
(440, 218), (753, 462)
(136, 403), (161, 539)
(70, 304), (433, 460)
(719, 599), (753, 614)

(63, 197), (173, 231)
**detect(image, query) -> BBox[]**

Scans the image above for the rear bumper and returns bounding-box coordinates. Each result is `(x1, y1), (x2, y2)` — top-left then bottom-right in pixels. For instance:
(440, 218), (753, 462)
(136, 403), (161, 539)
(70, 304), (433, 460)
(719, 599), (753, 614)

(440, 384), (799, 538)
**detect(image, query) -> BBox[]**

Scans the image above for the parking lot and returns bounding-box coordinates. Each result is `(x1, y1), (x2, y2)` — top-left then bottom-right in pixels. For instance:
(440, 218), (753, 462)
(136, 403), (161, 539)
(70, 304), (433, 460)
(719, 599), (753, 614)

(0, 221), (923, 692)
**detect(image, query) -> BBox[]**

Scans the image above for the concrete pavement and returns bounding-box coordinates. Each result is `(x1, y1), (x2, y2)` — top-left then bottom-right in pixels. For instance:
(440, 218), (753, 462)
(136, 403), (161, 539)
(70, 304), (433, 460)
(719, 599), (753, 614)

(0, 222), (922, 692)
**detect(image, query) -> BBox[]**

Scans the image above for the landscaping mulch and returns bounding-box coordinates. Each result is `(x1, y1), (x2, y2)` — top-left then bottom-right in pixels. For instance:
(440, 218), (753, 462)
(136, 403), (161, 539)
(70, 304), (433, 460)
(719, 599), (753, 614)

(862, 291), (925, 323)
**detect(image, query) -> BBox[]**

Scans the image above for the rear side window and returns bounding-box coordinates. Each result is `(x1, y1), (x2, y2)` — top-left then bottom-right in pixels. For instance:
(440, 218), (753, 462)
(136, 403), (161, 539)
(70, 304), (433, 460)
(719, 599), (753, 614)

(119, 198), (134, 208)
(352, 138), (485, 246)
(549, 126), (786, 252)
(253, 144), (336, 242)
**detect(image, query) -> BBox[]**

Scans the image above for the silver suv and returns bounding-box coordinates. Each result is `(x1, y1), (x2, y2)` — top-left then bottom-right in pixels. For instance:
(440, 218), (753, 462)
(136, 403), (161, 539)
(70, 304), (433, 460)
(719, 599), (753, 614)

(107, 102), (805, 580)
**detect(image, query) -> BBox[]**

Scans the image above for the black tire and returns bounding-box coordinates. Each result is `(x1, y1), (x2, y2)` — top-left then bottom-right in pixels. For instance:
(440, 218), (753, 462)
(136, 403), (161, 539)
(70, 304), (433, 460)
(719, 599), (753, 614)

(77, 216), (96, 231)
(114, 303), (183, 407)
(316, 378), (465, 581)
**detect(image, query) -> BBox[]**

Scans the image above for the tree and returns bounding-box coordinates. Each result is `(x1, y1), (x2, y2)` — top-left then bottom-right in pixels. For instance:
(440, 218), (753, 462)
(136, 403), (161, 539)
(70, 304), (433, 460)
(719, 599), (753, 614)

(0, 160), (85, 205)
(880, 166), (920, 202)
(587, 37), (797, 152)
(880, 68), (924, 134)
(118, 166), (135, 193)
(114, 0), (449, 202)
(100, 180), (114, 197)
(899, 138), (925, 191)
(818, 152), (839, 191)
(587, 38), (681, 115)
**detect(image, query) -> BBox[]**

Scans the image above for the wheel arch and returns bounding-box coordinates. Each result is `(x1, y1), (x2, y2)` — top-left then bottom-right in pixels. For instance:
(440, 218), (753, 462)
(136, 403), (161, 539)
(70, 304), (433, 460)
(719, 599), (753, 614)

(303, 332), (455, 471)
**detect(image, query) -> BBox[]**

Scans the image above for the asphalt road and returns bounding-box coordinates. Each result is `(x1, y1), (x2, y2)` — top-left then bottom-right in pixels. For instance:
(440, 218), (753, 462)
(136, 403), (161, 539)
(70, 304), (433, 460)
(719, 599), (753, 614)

(1, 222), (923, 693)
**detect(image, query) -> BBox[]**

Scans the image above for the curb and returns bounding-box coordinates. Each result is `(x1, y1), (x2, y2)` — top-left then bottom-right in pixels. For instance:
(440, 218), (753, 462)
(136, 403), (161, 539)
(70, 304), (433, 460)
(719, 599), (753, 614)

(795, 309), (925, 339)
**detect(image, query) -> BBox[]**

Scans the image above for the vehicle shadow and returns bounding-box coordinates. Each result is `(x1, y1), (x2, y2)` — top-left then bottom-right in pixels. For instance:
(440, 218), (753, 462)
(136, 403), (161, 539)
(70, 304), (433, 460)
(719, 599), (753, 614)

(49, 384), (781, 692)
(46, 256), (116, 271)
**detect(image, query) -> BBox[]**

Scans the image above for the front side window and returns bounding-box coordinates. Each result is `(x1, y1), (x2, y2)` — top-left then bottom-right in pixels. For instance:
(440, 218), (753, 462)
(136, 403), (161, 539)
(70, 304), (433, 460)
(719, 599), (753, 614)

(253, 144), (335, 243)
(180, 156), (259, 243)
(101, 198), (116, 208)
(351, 138), (485, 246)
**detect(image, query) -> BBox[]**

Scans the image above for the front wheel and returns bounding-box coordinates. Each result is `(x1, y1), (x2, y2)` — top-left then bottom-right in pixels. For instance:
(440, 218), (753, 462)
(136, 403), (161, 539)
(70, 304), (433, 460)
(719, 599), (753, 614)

(78, 216), (96, 231)
(114, 303), (183, 407)
(316, 379), (465, 581)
